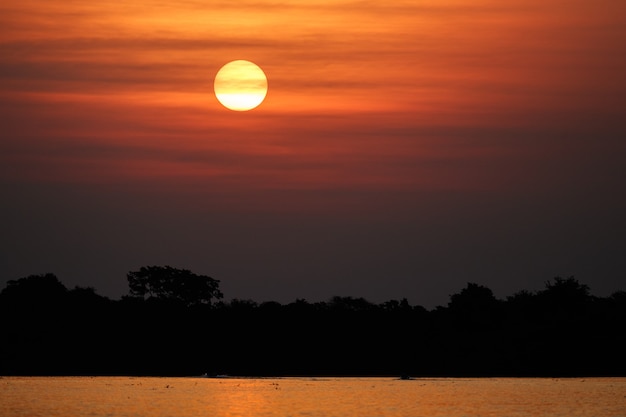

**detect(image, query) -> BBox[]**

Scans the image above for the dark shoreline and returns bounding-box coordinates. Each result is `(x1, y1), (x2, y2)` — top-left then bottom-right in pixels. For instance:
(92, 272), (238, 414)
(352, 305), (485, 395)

(2, 277), (625, 377)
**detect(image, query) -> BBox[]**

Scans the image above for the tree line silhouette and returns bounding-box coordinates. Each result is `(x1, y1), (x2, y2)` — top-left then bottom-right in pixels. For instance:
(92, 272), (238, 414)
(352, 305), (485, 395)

(1, 266), (625, 377)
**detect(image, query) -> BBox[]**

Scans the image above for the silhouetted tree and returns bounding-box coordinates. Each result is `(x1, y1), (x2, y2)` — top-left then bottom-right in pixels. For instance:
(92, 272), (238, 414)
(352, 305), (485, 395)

(3, 271), (626, 377)
(506, 289), (535, 303)
(540, 276), (591, 305)
(327, 296), (375, 312)
(228, 298), (258, 310)
(126, 265), (223, 306)
(610, 290), (626, 310)
(537, 276), (593, 324)
(0, 273), (67, 307)
(258, 301), (282, 313)
(381, 298), (412, 312)
(448, 282), (498, 312)
(67, 286), (110, 309)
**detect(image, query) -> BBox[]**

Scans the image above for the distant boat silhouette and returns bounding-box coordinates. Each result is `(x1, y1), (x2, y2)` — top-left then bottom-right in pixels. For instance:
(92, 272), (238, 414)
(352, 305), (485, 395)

(199, 373), (230, 378)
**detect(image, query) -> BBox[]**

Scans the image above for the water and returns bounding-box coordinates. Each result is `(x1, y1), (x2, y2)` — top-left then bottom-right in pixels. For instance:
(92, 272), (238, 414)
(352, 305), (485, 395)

(1, 376), (625, 417)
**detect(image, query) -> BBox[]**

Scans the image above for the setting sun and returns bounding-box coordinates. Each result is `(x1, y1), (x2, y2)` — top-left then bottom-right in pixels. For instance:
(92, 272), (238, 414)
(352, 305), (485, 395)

(214, 60), (268, 111)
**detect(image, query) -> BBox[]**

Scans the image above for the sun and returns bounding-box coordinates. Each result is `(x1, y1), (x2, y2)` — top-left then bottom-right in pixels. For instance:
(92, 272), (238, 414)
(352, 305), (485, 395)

(214, 60), (268, 111)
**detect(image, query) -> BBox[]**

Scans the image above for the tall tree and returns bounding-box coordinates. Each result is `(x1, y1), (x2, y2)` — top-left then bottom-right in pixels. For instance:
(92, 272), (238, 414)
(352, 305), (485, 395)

(127, 266), (223, 306)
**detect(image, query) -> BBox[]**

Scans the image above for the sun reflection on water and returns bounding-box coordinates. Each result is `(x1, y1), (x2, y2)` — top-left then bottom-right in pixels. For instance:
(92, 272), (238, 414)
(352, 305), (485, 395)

(1, 377), (625, 417)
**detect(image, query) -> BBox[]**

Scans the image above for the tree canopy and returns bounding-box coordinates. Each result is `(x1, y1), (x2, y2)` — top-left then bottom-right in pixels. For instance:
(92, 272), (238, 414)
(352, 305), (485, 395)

(0, 273), (67, 306)
(126, 265), (223, 306)
(1, 272), (625, 376)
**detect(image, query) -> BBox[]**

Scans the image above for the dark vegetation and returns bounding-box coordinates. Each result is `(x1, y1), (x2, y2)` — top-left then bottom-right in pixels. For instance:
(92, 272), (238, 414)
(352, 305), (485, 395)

(1, 267), (625, 377)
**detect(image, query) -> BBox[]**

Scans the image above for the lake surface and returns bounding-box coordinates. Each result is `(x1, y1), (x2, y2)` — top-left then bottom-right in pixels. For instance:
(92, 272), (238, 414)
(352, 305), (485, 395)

(1, 376), (625, 417)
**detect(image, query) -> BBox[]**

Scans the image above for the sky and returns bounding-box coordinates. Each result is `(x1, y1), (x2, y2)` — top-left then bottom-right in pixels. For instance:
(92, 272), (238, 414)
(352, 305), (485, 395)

(1, 0), (625, 309)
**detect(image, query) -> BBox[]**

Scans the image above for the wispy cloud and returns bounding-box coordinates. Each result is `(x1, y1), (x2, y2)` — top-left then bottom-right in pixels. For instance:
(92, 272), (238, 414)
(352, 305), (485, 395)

(1, 0), (625, 205)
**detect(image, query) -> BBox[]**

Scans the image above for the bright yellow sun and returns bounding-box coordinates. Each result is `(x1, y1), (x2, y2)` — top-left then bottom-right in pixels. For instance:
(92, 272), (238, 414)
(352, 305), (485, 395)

(214, 60), (268, 111)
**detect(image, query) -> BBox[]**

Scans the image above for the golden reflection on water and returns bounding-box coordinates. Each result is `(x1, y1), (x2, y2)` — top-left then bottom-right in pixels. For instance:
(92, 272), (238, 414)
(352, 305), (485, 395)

(1, 376), (625, 417)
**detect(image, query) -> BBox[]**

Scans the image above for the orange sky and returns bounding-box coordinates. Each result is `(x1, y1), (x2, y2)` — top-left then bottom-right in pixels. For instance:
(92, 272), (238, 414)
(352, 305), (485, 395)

(1, 0), (625, 305)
